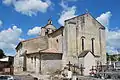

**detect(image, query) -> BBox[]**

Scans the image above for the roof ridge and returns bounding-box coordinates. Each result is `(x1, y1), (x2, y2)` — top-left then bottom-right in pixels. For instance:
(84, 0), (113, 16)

(65, 13), (88, 22)
(22, 36), (40, 42)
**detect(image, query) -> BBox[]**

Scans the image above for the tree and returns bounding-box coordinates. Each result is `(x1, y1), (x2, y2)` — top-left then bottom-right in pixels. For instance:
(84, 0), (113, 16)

(0, 49), (5, 58)
(110, 55), (116, 61)
(106, 53), (109, 61)
(118, 56), (120, 61)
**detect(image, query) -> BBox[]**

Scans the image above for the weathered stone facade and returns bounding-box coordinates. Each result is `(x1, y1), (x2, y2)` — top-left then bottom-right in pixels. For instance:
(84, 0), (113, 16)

(14, 20), (63, 75)
(26, 53), (62, 74)
(14, 13), (106, 77)
(63, 13), (106, 66)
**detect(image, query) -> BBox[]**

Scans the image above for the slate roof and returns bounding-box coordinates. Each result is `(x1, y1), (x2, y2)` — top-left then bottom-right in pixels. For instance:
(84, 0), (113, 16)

(78, 50), (100, 58)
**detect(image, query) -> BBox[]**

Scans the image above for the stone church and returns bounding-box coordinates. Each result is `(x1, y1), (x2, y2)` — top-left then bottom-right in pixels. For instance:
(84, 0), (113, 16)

(14, 13), (106, 76)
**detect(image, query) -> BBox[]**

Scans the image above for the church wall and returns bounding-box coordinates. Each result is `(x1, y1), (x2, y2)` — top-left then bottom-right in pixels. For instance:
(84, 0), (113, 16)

(82, 14), (100, 56)
(83, 14), (106, 64)
(62, 26), (68, 67)
(41, 53), (62, 74)
(79, 58), (84, 66)
(41, 60), (62, 74)
(48, 28), (63, 53)
(14, 44), (24, 73)
(26, 53), (40, 74)
(100, 29), (106, 64)
(64, 18), (79, 65)
(14, 55), (24, 73)
(26, 54), (34, 72)
(83, 52), (96, 76)
(14, 13), (106, 76)
(64, 13), (106, 65)
(23, 36), (48, 54)
(25, 53), (62, 75)
(40, 28), (46, 36)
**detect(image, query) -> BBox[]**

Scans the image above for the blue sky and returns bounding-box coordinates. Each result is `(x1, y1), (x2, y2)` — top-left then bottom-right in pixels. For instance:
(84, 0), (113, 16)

(0, 0), (120, 55)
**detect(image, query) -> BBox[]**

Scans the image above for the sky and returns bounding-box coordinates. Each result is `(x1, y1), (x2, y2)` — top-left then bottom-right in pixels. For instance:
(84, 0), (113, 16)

(0, 0), (120, 55)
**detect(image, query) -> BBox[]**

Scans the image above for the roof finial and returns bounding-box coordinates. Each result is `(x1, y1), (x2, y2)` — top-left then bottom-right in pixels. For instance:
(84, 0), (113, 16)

(85, 9), (89, 14)
(48, 16), (52, 25)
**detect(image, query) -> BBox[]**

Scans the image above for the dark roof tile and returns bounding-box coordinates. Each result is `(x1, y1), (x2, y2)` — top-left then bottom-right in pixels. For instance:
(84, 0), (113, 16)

(78, 50), (100, 58)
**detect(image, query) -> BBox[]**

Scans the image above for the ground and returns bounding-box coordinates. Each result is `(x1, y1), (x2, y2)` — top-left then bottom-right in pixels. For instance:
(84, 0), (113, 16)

(14, 75), (35, 80)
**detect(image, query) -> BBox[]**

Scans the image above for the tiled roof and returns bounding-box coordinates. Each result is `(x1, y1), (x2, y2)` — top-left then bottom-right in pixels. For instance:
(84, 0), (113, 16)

(78, 50), (100, 58)
(40, 48), (62, 54)
(21, 37), (40, 42)
(16, 36), (44, 49)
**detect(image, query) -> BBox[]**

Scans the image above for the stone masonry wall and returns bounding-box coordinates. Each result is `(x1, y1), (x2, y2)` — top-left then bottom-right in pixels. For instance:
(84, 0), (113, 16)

(48, 28), (63, 53)
(63, 13), (106, 65)
(41, 53), (62, 74)
(23, 36), (48, 54)
(26, 53), (62, 75)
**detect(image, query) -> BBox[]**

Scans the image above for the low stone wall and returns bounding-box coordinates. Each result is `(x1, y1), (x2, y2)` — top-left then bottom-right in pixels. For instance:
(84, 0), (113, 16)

(38, 75), (104, 80)
(77, 76), (103, 80)
(14, 71), (104, 80)
(47, 76), (103, 80)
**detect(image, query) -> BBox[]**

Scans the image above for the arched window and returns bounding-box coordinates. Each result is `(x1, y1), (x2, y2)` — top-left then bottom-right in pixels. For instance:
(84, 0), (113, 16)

(34, 56), (36, 67)
(45, 29), (49, 35)
(91, 38), (95, 53)
(56, 39), (58, 43)
(31, 57), (33, 63)
(81, 36), (85, 51)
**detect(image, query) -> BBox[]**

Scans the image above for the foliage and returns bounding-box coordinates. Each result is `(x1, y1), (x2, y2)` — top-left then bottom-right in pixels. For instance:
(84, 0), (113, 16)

(118, 57), (120, 61)
(106, 53), (109, 61)
(106, 53), (120, 61)
(0, 49), (5, 58)
(110, 55), (116, 61)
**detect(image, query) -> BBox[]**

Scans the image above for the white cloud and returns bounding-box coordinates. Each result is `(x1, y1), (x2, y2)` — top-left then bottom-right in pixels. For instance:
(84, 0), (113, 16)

(58, 0), (77, 26)
(3, 0), (13, 5)
(0, 25), (23, 55)
(27, 26), (41, 36)
(96, 11), (112, 28)
(60, 0), (68, 10)
(96, 11), (120, 54)
(107, 29), (120, 50)
(58, 6), (77, 26)
(0, 20), (3, 27)
(19, 38), (25, 41)
(106, 46), (119, 55)
(3, 0), (52, 16)
(60, 0), (78, 9)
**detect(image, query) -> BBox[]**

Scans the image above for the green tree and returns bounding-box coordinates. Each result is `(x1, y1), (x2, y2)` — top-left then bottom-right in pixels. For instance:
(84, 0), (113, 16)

(110, 55), (116, 61)
(0, 49), (5, 58)
(118, 56), (120, 61)
(106, 53), (109, 61)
